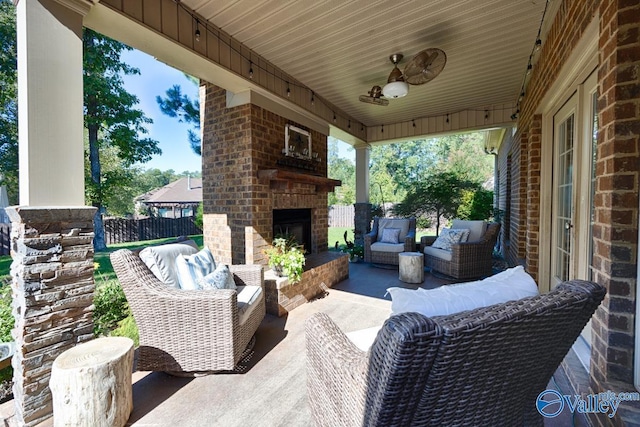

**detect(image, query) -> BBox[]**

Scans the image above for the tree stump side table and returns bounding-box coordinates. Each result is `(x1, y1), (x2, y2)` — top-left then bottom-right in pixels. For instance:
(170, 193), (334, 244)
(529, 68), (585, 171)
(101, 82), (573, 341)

(398, 252), (425, 284)
(50, 337), (134, 427)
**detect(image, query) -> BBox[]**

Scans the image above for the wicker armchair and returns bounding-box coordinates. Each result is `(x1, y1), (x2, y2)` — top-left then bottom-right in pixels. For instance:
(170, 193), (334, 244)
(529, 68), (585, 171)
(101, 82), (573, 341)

(306, 280), (605, 427)
(111, 249), (265, 373)
(421, 222), (500, 280)
(364, 217), (416, 265)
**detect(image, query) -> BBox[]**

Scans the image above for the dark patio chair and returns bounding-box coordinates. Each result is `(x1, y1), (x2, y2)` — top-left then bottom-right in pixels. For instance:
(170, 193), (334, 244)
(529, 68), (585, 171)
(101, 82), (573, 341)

(364, 217), (417, 265)
(421, 221), (500, 280)
(306, 279), (605, 426)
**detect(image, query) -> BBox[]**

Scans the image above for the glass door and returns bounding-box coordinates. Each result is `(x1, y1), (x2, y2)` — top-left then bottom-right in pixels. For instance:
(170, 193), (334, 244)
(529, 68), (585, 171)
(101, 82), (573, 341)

(551, 96), (576, 288)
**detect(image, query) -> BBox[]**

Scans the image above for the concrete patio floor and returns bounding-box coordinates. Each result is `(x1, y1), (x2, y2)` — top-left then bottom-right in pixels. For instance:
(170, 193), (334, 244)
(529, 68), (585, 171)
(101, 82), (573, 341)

(1, 262), (587, 426)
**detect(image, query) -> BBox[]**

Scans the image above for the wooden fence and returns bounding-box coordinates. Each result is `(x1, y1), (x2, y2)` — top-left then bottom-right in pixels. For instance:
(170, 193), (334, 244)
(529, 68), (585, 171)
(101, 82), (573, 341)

(104, 216), (202, 245)
(328, 205), (354, 228)
(0, 223), (9, 256)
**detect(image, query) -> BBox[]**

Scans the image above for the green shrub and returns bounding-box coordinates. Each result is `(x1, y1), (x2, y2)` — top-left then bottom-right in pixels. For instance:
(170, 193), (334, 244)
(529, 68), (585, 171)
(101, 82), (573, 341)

(0, 284), (13, 343)
(195, 203), (203, 230)
(93, 279), (130, 336)
(110, 314), (139, 347)
(457, 189), (494, 221)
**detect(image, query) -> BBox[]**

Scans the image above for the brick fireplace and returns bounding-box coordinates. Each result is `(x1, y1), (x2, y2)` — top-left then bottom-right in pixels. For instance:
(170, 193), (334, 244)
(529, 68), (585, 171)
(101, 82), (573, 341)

(201, 84), (340, 267)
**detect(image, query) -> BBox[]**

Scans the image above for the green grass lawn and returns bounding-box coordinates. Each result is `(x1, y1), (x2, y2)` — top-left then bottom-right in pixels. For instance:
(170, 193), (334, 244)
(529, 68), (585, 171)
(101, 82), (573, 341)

(0, 257), (10, 283)
(328, 227), (354, 250)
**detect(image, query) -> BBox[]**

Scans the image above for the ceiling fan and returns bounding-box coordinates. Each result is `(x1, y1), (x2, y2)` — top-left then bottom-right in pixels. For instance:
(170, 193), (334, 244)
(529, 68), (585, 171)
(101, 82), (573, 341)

(359, 48), (447, 106)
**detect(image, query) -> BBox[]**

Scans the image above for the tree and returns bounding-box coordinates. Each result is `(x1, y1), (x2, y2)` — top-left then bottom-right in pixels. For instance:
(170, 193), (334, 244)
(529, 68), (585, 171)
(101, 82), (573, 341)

(0, 1), (18, 204)
(327, 138), (355, 205)
(84, 29), (161, 250)
(156, 82), (201, 155)
(393, 171), (478, 235)
(370, 139), (441, 192)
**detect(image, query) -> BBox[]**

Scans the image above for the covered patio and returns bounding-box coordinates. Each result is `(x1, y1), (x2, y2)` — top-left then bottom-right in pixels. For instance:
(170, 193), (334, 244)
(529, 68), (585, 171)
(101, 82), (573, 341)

(7, 0), (640, 426)
(1, 263), (585, 426)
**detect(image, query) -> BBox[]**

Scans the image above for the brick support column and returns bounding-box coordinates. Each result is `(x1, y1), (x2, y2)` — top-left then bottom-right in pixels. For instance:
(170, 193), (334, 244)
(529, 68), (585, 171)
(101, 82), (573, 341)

(201, 83), (331, 265)
(525, 116), (542, 281)
(6, 206), (96, 427)
(591, 0), (640, 390)
(203, 213), (232, 266)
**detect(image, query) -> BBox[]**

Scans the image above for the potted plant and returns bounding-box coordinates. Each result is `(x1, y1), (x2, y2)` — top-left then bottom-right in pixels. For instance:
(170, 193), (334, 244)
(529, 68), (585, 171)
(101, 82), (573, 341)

(346, 245), (364, 263)
(340, 230), (364, 262)
(264, 237), (306, 284)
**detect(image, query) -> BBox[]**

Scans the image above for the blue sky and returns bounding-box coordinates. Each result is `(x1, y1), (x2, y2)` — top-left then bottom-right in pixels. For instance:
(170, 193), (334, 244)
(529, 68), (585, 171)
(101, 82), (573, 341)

(120, 49), (202, 173)
(120, 48), (355, 170)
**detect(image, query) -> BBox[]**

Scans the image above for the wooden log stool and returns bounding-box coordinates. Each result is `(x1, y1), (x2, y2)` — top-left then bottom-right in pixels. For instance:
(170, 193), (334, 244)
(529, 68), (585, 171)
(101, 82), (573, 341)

(50, 337), (134, 427)
(398, 252), (424, 284)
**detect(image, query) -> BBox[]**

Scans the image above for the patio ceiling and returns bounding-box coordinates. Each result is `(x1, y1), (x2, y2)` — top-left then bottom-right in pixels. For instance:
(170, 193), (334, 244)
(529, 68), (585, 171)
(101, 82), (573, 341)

(181, 0), (549, 129)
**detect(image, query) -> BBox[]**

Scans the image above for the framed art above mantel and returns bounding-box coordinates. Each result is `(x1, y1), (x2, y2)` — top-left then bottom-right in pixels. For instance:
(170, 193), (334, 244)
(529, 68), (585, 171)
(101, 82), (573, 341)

(284, 124), (312, 160)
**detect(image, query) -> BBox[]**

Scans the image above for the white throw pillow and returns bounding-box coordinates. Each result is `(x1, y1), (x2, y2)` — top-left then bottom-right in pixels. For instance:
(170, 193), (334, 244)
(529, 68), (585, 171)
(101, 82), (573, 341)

(431, 228), (469, 251)
(380, 227), (401, 244)
(387, 266), (539, 318)
(199, 264), (237, 290)
(176, 247), (216, 290)
(139, 240), (199, 288)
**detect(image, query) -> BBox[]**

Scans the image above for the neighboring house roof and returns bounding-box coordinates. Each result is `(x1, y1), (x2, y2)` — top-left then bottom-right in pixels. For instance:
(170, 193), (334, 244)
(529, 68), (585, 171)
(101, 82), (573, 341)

(137, 177), (202, 205)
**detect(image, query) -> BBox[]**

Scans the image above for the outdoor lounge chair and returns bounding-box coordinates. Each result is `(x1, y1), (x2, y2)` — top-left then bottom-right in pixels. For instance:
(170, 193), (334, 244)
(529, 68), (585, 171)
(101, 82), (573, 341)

(306, 279), (605, 427)
(364, 217), (417, 265)
(421, 220), (500, 280)
(111, 245), (265, 373)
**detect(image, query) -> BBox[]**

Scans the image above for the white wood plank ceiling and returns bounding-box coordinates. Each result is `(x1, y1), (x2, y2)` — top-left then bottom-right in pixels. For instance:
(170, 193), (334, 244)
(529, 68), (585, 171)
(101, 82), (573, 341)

(181, 0), (549, 128)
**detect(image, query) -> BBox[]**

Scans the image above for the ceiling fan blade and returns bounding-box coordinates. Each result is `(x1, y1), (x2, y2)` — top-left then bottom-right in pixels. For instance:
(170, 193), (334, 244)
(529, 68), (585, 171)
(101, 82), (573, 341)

(404, 48), (447, 85)
(359, 95), (389, 106)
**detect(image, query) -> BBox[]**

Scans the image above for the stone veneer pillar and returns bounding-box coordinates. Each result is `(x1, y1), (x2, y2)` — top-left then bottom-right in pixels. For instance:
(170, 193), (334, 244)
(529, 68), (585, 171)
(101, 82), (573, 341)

(353, 203), (372, 247)
(6, 206), (96, 427)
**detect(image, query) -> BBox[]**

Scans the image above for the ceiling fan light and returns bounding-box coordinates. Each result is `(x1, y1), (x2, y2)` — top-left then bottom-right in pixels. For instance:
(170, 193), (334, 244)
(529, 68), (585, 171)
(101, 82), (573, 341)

(382, 81), (409, 99)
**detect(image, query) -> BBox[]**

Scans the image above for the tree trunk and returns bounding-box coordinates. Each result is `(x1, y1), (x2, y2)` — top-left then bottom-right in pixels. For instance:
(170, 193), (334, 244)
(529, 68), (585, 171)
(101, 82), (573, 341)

(88, 122), (106, 251)
(50, 337), (134, 427)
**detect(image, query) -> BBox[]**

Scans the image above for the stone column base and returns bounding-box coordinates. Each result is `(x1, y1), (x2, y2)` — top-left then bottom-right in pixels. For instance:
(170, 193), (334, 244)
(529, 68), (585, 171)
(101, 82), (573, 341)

(354, 203), (372, 247)
(6, 206), (96, 427)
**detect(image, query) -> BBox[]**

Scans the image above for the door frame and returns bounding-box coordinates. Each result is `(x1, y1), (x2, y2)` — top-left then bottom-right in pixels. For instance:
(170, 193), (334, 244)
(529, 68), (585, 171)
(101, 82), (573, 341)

(537, 19), (598, 292)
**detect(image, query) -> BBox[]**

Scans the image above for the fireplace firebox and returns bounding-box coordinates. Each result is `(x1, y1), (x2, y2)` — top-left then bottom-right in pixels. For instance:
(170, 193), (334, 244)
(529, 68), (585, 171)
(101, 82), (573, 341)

(273, 209), (312, 253)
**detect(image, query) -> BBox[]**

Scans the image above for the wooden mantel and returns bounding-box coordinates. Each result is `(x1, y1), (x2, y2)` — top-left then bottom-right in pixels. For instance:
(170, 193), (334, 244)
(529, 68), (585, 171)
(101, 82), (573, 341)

(258, 169), (341, 192)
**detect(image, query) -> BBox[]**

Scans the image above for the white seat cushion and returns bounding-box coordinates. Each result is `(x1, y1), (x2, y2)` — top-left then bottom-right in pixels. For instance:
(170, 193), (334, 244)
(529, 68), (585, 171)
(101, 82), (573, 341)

(236, 285), (263, 325)
(139, 240), (199, 288)
(423, 245), (453, 261)
(387, 266), (539, 317)
(451, 219), (487, 242)
(371, 242), (405, 253)
(346, 326), (382, 352)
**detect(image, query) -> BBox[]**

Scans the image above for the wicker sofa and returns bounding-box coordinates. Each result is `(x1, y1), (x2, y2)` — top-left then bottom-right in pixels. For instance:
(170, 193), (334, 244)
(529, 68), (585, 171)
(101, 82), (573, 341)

(421, 221), (500, 280)
(306, 279), (605, 427)
(111, 245), (265, 373)
(364, 217), (416, 265)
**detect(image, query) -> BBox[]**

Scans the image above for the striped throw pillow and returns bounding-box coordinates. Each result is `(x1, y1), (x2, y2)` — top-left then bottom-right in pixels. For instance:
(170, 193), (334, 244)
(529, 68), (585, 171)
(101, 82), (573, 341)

(175, 247), (216, 290)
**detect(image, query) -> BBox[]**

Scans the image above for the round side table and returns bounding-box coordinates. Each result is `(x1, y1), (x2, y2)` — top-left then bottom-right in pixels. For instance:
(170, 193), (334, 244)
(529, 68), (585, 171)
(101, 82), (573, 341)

(50, 336), (134, 427)
(398, 252), (425, 284)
